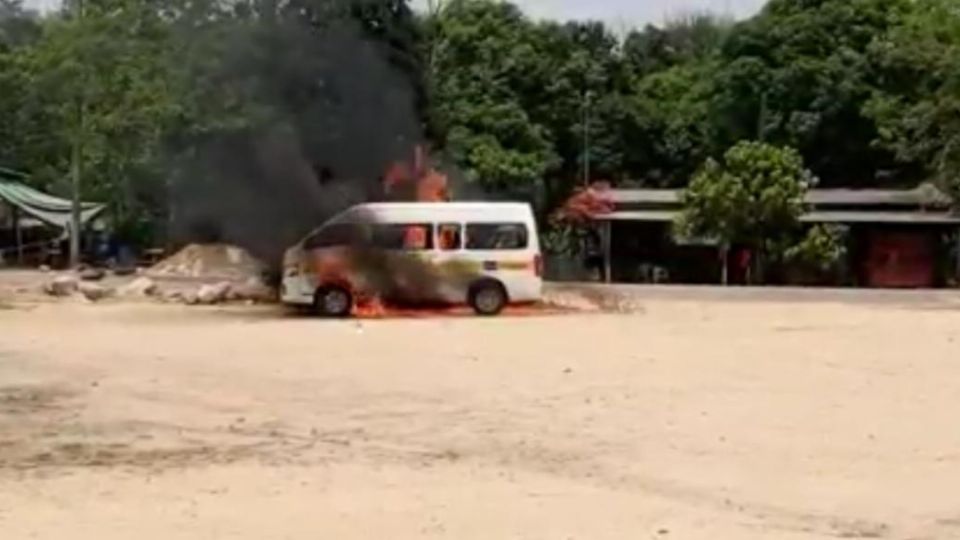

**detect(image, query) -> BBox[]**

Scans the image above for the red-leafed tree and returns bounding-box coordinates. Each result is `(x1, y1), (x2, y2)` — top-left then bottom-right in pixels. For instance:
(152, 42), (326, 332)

(551, 181), (615, 223)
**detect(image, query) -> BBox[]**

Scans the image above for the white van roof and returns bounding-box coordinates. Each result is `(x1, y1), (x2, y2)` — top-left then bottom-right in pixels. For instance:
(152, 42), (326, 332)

(328, 202), (536, 224)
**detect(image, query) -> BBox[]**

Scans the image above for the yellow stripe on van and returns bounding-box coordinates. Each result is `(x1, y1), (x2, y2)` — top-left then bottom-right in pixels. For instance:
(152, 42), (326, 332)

(497, 261), (534, 270)
(436, 260), (483, 272)
(435, 260), (532, 272)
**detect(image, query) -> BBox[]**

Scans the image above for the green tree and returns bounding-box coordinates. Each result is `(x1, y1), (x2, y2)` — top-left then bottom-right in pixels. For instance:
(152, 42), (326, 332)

(3, 0), (960, 265)
(677, 141), (814, 284)
(428, 0), (558, 201)
(713, 0), (913, 187)
(0, 0), (431, 260)
(525, 19), (626, 206)
(0, 0), (42, 170)
(867, 0), (960, 202)
(609, 14), (730, 188)
(622, 59), (719, 187)
(428, 2), (638, 211)
(622, 13), (731, 78)
(16, 0), (182, 253)
(784, 224), (848, 277)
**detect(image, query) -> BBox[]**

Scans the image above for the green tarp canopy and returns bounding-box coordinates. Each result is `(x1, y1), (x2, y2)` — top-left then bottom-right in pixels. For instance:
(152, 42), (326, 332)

(0, 167), (105, 231)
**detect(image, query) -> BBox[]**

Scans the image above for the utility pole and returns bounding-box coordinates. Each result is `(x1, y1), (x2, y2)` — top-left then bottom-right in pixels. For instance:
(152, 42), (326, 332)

(582, 90), (592, 186)
(69, 0), (84, 268)
(425, 0), (445, 105)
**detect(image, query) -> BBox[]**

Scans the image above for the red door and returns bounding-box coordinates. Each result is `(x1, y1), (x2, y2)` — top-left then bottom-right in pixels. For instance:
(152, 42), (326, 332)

(864, 231), (935, 288)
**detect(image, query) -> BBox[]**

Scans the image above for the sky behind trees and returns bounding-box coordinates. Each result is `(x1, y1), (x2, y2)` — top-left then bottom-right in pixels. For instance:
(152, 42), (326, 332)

(414, 0), (766, 25)
(25, 0), (768, 26)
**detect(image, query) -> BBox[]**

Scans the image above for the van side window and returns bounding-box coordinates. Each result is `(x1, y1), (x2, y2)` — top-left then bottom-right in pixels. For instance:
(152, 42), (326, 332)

(303, 224), (366, 250)
(372, 224), (434, 251)
(437, 224), (462, 251)
(466, 223), (528, 250)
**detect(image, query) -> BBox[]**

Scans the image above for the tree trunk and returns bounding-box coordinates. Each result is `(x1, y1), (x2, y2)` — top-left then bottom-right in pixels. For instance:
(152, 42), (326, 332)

(13, 206), (23, 265)
(69, 115), (82, 268)
(69, 0), (85, 269)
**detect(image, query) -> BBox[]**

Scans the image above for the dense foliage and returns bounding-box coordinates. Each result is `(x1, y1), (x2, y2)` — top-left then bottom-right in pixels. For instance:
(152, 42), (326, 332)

(676, 141), (813, 282)
(0, 0), (958, 250)
(784, 224), (848, 275)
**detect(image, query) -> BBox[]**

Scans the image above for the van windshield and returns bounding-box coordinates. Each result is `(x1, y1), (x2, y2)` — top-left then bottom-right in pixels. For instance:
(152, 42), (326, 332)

(303, 223), (368, 249)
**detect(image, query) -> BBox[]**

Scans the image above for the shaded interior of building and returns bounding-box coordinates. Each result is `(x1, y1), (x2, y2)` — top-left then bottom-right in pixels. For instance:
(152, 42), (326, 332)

(556, 186), (960, 289)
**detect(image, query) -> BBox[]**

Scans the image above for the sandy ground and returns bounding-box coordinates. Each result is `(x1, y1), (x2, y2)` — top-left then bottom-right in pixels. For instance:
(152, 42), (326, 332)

(3, 282), (960, 539)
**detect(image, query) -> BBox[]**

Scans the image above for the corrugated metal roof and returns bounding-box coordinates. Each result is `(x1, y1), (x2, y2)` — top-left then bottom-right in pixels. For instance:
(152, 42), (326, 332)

(806, 186), (951, 207)
(607, 189), (681, 204)
(597, 209), (960, 225)
(606, 186), (953, 208)
(801, 211), (960, 224)
(597, 210), (678, 222)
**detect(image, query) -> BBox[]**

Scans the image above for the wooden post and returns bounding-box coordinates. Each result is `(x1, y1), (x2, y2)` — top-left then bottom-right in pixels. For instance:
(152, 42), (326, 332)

(720, 244), (729, 286)
(603, 219), (612, 283)
(13, 206), (23, 265)
(955, 230), (960, 284)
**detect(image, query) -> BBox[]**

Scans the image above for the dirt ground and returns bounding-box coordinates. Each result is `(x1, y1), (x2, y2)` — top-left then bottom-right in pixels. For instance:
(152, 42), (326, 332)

(3, 281), (960, 539)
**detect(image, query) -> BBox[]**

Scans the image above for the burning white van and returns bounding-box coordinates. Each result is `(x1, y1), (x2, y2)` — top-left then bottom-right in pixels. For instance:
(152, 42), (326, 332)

(280, 202), (543, 316)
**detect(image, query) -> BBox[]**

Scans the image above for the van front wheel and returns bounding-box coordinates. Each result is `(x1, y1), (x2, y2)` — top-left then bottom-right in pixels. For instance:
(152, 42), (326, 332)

(314, 286), (353, 318)
(468, 280), (507, 316)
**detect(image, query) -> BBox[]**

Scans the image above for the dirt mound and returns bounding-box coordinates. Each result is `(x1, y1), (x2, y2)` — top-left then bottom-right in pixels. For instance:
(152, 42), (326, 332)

(148, 244), (266, 281)
(541, 284), (645, 314)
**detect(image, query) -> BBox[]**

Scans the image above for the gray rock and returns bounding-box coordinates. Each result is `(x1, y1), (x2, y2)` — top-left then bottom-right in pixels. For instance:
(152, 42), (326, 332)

(79, 267), (106, 281)
(78, 282), (114, 302)
(43, 274), (79, 297)
(230, 278), (275, 303)
(119, 277), (157, 297)
(161, 290), (185, 303)
(196, 282), (231, 305)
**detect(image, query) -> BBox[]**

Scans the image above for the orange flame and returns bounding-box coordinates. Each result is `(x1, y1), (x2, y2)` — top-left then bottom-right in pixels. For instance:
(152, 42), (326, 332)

(384, 144), (450, 203)
(309, 146), (568, 318)
(354, 294), (388, 318)
(383, 144), (450, 253)
(345, 145), (452, 317)
(344, 148), (584, 319)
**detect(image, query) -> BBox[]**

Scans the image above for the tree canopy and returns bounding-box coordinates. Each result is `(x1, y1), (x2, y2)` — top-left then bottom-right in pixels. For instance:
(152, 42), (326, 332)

(677, 141), (815, 284)
(866, 0), (960, 200)
(0, 0), (958, 253)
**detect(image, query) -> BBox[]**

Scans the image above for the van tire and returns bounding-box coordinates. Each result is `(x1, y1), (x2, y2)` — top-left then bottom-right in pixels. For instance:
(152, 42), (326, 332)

(313, 285), (353, 318)
(468, 280), (508, 316)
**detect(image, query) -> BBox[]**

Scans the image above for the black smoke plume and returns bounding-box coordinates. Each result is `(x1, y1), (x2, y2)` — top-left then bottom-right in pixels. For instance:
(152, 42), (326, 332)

(165, 0), (431, 269)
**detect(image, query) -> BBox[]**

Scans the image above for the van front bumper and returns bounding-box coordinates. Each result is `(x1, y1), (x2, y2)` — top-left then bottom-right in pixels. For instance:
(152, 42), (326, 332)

(280, 276), (314, 305)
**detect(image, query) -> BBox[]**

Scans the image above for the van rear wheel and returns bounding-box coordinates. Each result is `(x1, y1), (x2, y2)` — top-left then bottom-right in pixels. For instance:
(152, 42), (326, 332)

(314, 286), (353, 318)
(469, 280), (507, 316)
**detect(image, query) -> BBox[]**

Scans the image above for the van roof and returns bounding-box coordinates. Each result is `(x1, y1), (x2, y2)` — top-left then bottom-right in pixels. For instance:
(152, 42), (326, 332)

(327, 201), (536, 224)
(302, 202), (541, 248)
(356, 202), (532, 212)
